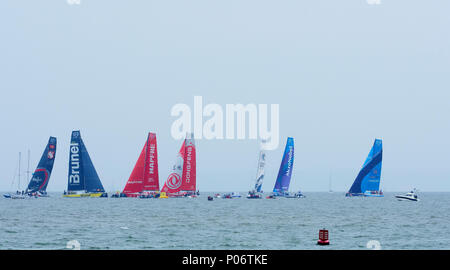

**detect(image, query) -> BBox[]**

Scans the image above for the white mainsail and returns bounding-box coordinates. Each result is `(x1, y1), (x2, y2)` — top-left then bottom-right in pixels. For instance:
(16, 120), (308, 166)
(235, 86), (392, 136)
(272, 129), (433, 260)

(253, 140), (267, 193)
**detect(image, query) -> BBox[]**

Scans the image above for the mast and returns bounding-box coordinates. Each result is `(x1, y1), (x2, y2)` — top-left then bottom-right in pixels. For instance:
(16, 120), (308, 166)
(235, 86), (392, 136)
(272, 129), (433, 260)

(143, 133), (148, 188)
(26, 150), (31, 187)
(18, 152), (21, 191)
(329, 170), (332, 193)
(181, 133), (196, 193)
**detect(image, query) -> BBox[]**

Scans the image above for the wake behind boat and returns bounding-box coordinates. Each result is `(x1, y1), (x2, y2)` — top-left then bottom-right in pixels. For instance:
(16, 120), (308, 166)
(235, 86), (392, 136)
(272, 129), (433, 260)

(346, 139), (384, 197)
(63, 131), (107, 198)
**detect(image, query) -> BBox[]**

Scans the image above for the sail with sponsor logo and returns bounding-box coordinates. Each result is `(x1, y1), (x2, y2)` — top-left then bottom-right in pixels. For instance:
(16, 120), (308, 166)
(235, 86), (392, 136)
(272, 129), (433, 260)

(346, 139), (383, 197)
(25, 137), (57, 196)
(180, 133), (196, 194)
(247, 140), (266, 199)
(254, 140), (267, 193)
(272, 137), (294, 196)
(161, 141), (185, 196)
(64, 131), (107, 198)
(122, 132), (159, 197)
(161, 133), (196, 197)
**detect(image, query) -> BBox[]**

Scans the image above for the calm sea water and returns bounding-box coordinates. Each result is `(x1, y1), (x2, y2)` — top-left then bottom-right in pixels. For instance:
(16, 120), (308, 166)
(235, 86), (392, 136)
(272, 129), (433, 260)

(0, 192), (449, 250)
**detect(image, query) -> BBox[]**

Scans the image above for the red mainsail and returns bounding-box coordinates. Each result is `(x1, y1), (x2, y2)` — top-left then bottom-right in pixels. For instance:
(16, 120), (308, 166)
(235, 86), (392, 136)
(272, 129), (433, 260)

(143, 133), (159, 192)
(123, 133), (159, 197)
(181, 135), (196, 192)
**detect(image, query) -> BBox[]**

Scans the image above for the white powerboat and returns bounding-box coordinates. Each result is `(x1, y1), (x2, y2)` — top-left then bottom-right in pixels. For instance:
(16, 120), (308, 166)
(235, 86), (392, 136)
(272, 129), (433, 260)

(395, 189), (419, 201)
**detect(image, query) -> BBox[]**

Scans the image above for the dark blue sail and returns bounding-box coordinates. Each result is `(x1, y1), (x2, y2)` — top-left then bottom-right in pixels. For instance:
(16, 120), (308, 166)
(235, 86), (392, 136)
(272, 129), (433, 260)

(68, 131), (84, 191)
(67, 131), (104, 192)
(347, 139), (383, 196)
(26, 137), (57, 193)
(273, 137), (294, 195)
(80, 138), (104, 192)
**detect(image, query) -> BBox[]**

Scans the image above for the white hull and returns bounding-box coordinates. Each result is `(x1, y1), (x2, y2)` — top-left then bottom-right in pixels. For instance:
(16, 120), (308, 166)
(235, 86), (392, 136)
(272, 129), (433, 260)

(395, 195), (419, 202)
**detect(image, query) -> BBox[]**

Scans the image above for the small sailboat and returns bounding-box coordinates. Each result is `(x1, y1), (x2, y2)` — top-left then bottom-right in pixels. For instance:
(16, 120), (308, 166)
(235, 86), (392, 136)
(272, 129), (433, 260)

(63, 131), (107, 198)
(346, 139), (384, 197)
(3, 152), (26, 199)
(395, 189), (419, 201)
(247, 140), (266, 199)
(161, 133), (197, 198)
(272, 137), (299, 198)
(121, 132), (160, 198)
(24, 137), (57, 197)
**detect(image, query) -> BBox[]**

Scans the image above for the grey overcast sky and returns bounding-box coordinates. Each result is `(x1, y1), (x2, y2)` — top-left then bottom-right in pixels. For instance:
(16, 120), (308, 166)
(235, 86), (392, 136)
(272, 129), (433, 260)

(0, 0), (449, 192)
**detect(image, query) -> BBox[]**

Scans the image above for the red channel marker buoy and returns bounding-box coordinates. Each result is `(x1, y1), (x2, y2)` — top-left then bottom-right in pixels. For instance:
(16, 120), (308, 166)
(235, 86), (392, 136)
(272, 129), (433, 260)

(317, 229), (330, 245)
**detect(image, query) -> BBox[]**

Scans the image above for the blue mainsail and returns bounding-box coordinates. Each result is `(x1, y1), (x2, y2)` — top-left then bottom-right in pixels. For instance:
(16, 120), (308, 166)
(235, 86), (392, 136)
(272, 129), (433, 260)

(26, 137), (57, 193)
(273, 137), (294, 195)
(68, 131), (105, 192)
(348, 139), (383, 195)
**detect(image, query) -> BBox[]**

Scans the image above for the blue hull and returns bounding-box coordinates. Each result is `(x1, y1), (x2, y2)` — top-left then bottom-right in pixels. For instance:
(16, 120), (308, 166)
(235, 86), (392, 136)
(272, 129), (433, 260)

(346, 192), (383, 197)
(364, 194), (384, 197)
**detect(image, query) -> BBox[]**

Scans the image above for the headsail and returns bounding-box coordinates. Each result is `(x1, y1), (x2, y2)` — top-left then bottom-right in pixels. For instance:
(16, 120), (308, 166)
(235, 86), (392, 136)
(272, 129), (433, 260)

(67, 131), (104, 193)
(254, 140), (267, 193)
(180, 133), (196, 193)
(26, 137), (57, 193)
(348, 139), (383, 195)
(123, 132), (159, 196)
(273, 137), (294, 195)
(161, 140), (185, 195)
(122, 139), (147, 196)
